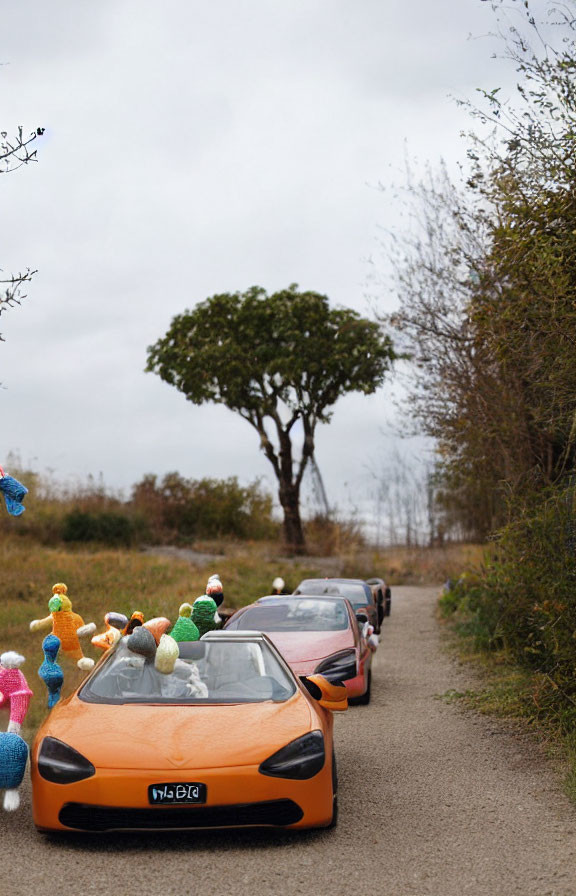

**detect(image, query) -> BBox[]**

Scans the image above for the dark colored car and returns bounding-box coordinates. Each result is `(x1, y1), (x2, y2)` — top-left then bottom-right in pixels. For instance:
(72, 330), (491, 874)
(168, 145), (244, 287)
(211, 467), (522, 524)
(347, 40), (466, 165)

(366, 578), (392, 620)
(293, 578), (382, 633)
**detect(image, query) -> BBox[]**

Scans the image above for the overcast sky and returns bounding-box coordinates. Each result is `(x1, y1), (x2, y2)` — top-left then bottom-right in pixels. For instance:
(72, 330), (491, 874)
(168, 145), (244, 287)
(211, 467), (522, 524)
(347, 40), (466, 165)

(0, 0), (537, 520)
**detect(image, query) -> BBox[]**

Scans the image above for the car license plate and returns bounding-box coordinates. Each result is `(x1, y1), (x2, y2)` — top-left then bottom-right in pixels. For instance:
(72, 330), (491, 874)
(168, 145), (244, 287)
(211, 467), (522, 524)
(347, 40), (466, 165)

(148, 783), (207, 805)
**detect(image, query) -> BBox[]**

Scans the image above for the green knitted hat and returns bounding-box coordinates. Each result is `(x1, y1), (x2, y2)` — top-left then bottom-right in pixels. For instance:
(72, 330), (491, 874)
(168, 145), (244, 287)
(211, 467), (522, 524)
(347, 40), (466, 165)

(192, 596), (218, 637)
(171, 615), (200, 643)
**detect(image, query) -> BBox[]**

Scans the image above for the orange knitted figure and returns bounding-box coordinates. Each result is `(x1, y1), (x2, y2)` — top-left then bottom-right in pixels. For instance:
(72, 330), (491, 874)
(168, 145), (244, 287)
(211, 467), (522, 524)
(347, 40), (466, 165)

(30, 583), (96, 671)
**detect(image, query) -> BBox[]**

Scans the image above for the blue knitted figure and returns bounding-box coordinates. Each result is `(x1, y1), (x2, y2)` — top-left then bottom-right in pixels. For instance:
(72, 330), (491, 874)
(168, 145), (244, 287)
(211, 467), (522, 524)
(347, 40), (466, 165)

(0, 473), (28, 516)
(38, 634), (64, 708)
(0, 732), (28, 811)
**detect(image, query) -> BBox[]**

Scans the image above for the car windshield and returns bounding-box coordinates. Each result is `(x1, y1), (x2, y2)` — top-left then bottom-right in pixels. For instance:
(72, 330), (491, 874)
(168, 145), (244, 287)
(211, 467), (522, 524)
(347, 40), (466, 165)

(79, 638), (296, 705)
(229, 598), (349, 632)
(295, 581), (370, 611)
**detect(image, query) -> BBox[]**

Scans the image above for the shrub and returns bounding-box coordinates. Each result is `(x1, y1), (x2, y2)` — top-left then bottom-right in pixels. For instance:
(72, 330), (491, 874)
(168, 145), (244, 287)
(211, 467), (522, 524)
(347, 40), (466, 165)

(131, 473), (277, 542)
(62, 510), (144, 546)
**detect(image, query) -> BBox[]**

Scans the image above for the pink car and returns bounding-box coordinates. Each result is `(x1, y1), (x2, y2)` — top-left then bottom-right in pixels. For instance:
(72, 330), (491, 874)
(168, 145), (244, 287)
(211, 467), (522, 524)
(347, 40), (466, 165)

(224, 595), (374, 704)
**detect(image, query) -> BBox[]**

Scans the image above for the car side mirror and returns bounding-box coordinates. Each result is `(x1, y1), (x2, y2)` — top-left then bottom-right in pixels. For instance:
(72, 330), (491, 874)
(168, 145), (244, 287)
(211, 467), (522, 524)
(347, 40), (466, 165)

(355, 612), (369, 625)
(300, 674), (348, 711)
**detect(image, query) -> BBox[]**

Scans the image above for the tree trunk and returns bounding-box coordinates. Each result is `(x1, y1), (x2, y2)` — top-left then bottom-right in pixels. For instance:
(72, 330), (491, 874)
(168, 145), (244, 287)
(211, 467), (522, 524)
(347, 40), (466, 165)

(279, 481), (306, 554)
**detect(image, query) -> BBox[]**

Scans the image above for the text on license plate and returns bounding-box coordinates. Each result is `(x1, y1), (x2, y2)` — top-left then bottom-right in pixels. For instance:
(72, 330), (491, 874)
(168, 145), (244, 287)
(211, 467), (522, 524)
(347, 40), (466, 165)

(148, 782), (207, 805)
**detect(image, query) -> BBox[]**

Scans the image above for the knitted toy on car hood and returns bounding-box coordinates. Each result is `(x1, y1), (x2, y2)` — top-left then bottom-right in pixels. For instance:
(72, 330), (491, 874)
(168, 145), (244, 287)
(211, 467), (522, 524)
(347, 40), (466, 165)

(170, 603), (200, 643)
(30, 583), (96, 671)
(91, 612), (128, 651)
(192, 596), (219, 637)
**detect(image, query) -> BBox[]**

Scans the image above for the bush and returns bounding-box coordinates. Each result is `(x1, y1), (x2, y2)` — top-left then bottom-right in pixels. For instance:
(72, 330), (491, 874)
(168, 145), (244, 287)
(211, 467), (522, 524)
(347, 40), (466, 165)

(442, 483), (576, 726)
(131, 473), (277, 542)
(62, 510), (145, 546)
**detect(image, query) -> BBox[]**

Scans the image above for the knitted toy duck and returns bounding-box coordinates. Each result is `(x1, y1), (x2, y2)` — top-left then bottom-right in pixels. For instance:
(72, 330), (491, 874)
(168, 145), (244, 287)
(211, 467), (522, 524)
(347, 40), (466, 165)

(30, 583), (96, 671)
(0, 652), (32, 812)
(170, 603), (200, 643)
(91, 612), (128, 651)
(38, 635), (64, 708)
(192, 596), (219, 637)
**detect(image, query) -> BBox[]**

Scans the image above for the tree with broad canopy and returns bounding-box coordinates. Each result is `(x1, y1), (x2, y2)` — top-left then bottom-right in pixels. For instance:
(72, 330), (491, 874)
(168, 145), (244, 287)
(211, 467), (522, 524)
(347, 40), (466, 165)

(146, 285), (396, 552)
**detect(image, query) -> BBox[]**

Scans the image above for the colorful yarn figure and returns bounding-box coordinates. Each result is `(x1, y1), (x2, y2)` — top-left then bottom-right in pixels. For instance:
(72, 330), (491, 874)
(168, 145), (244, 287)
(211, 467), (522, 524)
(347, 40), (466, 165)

(170, 603), (200, 643)
(38, 635), (64, 708)
(192, 596), (219, 637)
(143, 617), (172, 645)
(0, 732), (28, 811)
(155, 634), (179, 674)
(126, 627), (157, 661)
(123, 611), (145, 635)
(206, 575), (224, 607)
(92, 612), (128, 651)
(0, 466), (28, 517)
(29, 583), (96, 671)
(0, 652), (32, 734)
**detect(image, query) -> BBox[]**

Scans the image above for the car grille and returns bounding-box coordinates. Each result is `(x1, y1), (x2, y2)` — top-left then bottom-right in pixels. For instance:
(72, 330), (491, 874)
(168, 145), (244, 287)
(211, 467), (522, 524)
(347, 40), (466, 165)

(58, 799), (304, 831)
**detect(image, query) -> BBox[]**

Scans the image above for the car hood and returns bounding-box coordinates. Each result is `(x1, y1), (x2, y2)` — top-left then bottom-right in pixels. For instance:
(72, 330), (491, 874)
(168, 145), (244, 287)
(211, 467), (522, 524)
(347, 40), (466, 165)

(38, 694), (313, 770)
(264, 630), (353, 664)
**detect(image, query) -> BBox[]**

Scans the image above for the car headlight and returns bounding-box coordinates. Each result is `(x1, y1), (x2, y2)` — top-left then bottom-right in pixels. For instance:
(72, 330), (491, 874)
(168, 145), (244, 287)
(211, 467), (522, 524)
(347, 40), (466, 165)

(37, 736), (95, 784)
(314, 649), (357, 683)
(259, 731), (325, 779)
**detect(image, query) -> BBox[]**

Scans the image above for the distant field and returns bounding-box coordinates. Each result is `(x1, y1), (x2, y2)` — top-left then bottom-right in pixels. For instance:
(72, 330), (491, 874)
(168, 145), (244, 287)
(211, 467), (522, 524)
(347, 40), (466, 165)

(0, 535), (483, 736)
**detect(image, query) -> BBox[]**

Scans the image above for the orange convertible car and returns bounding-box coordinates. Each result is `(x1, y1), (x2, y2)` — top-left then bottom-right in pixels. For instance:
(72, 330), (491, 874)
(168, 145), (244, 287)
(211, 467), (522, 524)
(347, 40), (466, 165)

(31, 630), (346, 832)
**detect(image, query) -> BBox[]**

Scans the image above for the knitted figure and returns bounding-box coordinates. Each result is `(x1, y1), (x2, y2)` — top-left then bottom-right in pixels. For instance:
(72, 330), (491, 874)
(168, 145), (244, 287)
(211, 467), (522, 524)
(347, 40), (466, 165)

(155, 634), (179, 674)
(0, 732), (28, 811)
(206, 575), (224, 608)
(0, 465), (28, 517)
(30, 583), (96, 671)
(123, 611), (145, 635)
(192, 596), (219, 637)
(92, 612), (128, 651)
(38, 635), (64, 708)
(126, 627), (157, 661)
(0, 652), (32, 734)
(143, 617), (172, 645)
(170, 603), (200, 643)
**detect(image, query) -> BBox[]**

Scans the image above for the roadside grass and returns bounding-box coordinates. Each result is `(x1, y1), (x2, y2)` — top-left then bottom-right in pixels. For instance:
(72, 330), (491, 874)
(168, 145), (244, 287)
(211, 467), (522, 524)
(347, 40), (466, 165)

(438, 603), (576, 802)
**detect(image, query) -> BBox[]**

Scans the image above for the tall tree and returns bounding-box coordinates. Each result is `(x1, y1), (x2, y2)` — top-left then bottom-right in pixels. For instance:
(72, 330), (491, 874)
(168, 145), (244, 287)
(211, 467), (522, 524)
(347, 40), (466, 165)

(146, 285), (395, 552)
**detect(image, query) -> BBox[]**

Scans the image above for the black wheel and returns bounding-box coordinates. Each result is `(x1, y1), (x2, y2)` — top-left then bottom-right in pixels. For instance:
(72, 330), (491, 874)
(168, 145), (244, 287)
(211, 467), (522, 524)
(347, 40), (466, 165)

(358, 669), (372, 705)
(385, 587), (392, 617)
(327, 796), (339, 829)
(326, 748), (338, 829)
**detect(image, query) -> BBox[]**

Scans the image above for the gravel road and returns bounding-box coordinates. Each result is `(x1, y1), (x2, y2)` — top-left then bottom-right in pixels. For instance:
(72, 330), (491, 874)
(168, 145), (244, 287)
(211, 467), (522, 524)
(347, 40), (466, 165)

(3, 586), (576, 896)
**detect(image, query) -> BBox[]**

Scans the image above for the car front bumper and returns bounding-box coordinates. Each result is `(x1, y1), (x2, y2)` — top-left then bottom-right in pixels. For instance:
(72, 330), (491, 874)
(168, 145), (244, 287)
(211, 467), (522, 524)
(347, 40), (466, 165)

(31, 759), (334, 832)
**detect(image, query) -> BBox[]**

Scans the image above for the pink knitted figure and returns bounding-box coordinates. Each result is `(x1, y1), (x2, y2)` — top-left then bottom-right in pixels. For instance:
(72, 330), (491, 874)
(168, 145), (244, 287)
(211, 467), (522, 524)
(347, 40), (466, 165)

(0, 652), (32, 734)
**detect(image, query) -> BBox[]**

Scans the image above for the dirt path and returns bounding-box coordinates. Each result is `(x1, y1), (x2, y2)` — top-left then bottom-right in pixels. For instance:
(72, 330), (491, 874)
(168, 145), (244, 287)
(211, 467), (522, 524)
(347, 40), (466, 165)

(2, 586), (576, 896)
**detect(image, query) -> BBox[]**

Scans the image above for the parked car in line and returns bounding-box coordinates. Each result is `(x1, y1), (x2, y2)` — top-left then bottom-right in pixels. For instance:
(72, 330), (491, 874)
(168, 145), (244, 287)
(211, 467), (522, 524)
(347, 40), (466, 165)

(31, 629), (346, 832)
(293, 577), (383, 633)
(366, 577), (392, 619)
(225, 594), (374, 704)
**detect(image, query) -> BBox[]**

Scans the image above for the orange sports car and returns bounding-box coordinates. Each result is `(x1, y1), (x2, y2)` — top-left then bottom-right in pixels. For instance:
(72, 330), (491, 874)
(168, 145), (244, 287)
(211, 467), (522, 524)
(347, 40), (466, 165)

(31, 630), (346, 832)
